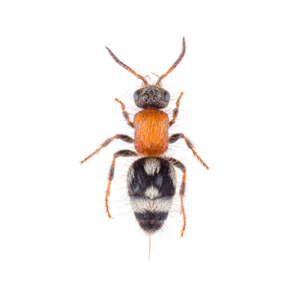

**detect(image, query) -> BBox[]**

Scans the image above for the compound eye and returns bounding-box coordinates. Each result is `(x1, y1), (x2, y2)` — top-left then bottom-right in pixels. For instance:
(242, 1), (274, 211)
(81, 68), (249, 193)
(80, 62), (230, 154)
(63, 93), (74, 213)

(164, 91), (170, 102)
(133, 90), (140, 102)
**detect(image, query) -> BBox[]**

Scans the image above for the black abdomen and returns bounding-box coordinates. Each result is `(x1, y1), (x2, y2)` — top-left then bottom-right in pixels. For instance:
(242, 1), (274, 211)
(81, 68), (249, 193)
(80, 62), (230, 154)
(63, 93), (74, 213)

(127, 157), (177, 235)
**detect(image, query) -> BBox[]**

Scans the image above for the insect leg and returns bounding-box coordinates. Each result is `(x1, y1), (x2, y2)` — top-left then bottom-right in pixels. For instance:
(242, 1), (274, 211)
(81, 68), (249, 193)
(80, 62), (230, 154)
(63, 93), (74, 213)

(169, 133), (209, 169)
(168, 158), (187, 237)
(105, 150), (138, 218)
(115, 98), (134, 128)
(169, 92), (184, 126)
(81, 134), (134, 164)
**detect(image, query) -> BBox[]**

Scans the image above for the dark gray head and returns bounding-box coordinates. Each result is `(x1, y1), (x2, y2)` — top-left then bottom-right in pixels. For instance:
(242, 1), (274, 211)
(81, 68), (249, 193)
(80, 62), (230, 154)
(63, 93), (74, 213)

(133, 85), (170, 109)
(105, 37), (186, 108)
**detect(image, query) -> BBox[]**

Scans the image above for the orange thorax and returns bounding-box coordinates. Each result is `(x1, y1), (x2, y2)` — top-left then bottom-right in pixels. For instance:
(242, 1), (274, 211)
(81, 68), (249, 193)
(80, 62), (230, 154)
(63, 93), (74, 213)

(134, 109), (169, 156)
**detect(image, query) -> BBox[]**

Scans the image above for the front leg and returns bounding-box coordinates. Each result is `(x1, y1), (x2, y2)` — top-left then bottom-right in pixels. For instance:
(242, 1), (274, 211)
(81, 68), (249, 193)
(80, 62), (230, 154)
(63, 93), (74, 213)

(169, 92), (184, 126)
(81, 134), (134, 164)
(169, 133), (209, 169)
(115, 98), (134, 128)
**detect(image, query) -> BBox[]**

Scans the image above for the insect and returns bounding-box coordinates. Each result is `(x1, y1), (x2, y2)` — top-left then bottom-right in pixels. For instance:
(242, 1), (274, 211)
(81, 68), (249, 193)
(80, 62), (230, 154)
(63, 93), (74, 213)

(81, 37), (208, 249)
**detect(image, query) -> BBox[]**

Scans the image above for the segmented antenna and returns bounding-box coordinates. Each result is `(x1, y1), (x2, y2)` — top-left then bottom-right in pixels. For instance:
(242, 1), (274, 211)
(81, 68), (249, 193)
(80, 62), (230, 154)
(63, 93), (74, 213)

(156, 37), (186, 85)
(106, 47), (148, 85)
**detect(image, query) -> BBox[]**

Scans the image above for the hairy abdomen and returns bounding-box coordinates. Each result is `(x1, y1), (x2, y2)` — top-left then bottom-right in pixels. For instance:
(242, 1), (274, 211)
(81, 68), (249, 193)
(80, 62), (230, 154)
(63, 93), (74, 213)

(127, 157), (177, 235)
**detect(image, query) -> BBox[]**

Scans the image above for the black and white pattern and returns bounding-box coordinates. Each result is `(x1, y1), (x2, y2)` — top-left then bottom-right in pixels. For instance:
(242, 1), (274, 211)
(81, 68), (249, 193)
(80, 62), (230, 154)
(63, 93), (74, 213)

(127, 157), (177, 235)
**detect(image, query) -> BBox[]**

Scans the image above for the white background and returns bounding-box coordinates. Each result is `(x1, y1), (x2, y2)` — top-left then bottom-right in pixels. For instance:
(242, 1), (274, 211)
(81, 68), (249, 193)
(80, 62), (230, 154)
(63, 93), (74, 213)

(1, 0), (300, 299)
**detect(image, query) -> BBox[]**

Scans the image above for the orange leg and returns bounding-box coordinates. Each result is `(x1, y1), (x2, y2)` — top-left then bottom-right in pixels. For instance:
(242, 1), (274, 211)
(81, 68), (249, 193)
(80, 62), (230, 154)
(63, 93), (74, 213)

(80, 134), (133, 164)
(105, 150), (138, 218)
(180, 197), (187, 237)
(169, 158), (187, 237)
(169, 133), (209, 170)
(169, 92), (184, 126)
(179, 170), (187, 237)
(115, 98), (134, 128)
(105, 181), (112, 218)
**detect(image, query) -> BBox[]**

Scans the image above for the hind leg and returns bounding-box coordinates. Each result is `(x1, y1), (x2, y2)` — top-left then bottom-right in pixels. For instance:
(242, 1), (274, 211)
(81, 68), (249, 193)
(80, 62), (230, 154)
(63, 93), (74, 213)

(105, 150), (138, 218)
(169, 158), (187, 237)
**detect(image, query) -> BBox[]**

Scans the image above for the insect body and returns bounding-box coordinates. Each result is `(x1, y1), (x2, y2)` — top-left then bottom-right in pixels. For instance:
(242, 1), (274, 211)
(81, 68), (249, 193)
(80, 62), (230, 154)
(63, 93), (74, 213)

(81, 38), (208, 238)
